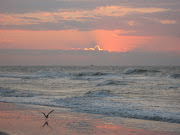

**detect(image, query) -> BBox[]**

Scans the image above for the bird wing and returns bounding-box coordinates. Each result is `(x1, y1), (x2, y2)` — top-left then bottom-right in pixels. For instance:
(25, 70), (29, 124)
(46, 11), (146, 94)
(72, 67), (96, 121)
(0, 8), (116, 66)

(41, 112), (46, 117)
(47, 110), (54, 116)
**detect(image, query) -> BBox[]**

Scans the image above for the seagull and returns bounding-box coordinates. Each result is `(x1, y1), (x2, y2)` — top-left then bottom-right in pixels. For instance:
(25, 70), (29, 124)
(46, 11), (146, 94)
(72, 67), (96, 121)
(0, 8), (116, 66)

(42, 110), (54, 119)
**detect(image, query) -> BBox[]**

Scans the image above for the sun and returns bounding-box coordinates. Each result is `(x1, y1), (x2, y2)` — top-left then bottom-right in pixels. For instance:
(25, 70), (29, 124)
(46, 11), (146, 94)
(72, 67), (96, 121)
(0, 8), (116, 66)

(71, 45), (106, 51)
(84, 45), (103, 51)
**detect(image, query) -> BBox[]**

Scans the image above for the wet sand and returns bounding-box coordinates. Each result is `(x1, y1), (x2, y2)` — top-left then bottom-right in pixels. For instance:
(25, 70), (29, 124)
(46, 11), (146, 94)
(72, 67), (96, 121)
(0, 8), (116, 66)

(0, 102), (179, 135)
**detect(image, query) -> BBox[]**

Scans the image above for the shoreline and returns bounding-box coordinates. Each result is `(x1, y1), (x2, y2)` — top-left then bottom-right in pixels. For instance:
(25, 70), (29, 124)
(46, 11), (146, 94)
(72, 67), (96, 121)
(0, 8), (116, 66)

(0, 102), (180, 135)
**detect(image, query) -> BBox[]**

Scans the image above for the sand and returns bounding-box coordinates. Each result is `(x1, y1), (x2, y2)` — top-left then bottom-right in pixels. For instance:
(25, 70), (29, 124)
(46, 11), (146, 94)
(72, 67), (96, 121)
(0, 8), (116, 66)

(0, 102), (180, 135)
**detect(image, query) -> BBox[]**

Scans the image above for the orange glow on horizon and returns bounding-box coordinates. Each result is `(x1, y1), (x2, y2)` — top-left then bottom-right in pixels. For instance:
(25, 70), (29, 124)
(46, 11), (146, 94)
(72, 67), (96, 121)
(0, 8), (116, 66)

(1, 30), (180, 53)
(93, 30), (152, 52)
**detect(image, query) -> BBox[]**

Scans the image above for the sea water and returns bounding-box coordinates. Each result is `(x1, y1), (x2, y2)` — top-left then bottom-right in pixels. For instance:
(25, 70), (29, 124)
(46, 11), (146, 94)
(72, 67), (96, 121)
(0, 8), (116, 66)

(0, 66), (180, 124)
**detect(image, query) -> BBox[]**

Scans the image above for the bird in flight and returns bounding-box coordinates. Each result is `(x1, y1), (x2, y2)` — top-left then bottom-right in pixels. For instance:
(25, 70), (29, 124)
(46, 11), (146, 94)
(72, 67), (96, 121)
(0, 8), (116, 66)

(42, 110), (54, 119)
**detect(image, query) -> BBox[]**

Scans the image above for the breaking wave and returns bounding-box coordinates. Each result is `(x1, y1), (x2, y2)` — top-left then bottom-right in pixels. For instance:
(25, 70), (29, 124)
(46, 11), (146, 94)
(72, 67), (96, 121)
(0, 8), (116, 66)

(55, 91), (180, 124)
(97, 80), (128, 86)
(122, 68), (159, 74)
(73, 72), (108, 77)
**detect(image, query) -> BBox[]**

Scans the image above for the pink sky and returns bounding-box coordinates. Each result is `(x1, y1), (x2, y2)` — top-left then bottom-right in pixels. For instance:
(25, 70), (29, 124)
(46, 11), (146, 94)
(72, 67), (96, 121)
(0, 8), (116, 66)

(0, 0), (180, 65)
(1, 30), (179, 53)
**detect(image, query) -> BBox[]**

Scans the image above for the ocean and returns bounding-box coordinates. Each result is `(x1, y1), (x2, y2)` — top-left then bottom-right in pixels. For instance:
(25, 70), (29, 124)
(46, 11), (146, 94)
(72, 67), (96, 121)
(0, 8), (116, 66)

(0, 66), (180, 124)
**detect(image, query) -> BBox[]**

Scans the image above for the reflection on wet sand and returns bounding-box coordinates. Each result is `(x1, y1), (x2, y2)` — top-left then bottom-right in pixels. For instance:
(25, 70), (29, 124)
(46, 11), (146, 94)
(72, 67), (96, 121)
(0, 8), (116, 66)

(42, 121), (52, 130)
(0, 102), (179, 135)
(42, 121), (49, 127)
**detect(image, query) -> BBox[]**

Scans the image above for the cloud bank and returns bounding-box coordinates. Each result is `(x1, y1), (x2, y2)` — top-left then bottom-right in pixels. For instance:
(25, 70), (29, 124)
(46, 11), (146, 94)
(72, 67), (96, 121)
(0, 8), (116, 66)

(0, 49), (179, 66)
(0, 0), (179, 36)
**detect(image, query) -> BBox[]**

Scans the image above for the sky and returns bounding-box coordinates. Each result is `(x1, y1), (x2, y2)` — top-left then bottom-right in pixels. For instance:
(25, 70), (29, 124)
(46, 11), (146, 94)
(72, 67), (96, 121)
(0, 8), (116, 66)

(0, 0), (180, 66)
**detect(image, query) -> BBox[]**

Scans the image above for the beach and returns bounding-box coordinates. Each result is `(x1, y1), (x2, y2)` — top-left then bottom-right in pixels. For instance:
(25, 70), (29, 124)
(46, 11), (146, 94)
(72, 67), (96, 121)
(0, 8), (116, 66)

(0, 102), (180, 135)
(1, 0), (180, 133)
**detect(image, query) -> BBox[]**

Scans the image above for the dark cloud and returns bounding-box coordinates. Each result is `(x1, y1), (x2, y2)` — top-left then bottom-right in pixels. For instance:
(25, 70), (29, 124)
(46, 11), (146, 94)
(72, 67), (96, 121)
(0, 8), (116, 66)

(1, 0), (179, 13)
(0, 49), (110, 56)
(0, 0), (179, 36)
(0, 0), (112, 13)
(1, 14), (179, 37)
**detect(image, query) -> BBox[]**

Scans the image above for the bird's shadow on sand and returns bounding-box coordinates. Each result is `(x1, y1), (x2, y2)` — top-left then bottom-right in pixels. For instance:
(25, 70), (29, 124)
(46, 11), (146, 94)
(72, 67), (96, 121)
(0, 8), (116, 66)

(42, 121), (53, 130)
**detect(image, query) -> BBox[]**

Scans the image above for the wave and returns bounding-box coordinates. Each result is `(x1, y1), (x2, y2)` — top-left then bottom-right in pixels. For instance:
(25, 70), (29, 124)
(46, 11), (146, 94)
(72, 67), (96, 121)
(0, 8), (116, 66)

(35, 70), (108, 79)
(35, 69), (66, 78)
(122, 68), (160, 75)
(70, 76), (103, 81)
(84, 90), (115, 97)
(0, 73), (24, 79)
(97, 80), (128, 86)
(0, 88), (40, 97)
(73, 72), (108, 77)
(54, 91), (180, 124)
(0, 70), (109, 82)
(1, 87), (179, 124)
(167, 74), (180, 79)
(0, 73), (41, 80)
(0, 69), (66, 79)
(69, 72), (109, 81)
